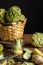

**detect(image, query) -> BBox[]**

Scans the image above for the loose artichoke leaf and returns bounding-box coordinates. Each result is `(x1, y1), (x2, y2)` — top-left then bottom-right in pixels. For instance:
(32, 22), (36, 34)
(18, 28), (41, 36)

(23, 52), (31, 60)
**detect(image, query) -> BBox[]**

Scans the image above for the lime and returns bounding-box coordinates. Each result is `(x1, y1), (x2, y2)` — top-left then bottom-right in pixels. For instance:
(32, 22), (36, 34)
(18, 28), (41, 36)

(0, 44), (3, 52)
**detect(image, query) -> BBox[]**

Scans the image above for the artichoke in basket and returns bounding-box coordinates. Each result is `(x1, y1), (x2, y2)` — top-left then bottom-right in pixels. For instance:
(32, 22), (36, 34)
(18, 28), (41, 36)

(0, 60), (7, 65)
(6, 6), (25, 22)
(0, 9), (6, 23)
(31, 32), (43, 47)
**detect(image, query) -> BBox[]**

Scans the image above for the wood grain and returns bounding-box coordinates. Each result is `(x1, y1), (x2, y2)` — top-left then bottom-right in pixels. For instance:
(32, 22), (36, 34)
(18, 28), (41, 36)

(23, 34), (32, 43)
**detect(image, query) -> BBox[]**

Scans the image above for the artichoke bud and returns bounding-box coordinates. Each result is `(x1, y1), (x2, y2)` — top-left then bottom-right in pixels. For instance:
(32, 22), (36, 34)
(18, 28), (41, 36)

(31, 32), (43, 47)
(12, 6), (21, 15)
(20, 15), (25, 20)
(6, 6), (25, 22)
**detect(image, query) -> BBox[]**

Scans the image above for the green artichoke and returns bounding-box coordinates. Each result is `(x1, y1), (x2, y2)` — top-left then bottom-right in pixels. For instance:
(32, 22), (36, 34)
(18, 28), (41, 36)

(23, 48), (32, 60)
(0, 9), (6, 23)
(20, 14), (25, 20)
(13, 39), (23, 54)
(10, 6), (21, 14)
(31, 32), (43, 47)
(6, 6), (25, 22)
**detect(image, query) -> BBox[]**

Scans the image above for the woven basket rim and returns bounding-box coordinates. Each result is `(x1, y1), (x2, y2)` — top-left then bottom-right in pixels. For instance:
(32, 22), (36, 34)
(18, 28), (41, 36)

(0, 18), (27, 26)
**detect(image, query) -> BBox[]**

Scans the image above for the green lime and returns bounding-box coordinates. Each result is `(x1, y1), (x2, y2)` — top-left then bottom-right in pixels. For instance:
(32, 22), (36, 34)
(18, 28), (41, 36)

(0, 44), (3, 52)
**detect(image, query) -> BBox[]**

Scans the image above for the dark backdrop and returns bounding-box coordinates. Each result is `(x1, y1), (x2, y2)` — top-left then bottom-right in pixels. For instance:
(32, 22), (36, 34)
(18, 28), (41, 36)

(0, 0), (43, 34)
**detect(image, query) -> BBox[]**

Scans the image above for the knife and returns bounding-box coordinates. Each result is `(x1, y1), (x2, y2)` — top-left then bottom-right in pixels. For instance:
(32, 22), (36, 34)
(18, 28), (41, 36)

(0, 54), (19, 62)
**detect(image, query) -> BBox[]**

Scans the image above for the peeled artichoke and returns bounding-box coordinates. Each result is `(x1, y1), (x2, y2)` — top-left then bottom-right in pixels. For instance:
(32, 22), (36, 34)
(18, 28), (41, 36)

(23, 48), (32, 60)
(6, 6), (25, 22)
(13, 39), (23, 54)
(31, 32), (43, 47)
(0, 9), (6, 23)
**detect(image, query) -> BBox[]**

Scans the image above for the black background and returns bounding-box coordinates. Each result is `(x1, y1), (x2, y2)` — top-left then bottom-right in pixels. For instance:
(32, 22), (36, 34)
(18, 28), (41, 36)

(0, 0), (43, 34)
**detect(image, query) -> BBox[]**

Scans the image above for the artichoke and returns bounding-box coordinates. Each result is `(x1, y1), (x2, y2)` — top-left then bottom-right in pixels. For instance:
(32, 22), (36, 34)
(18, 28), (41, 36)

(10, 6), (21, 14)
(13, 39), (23, 54)
(20, 14), (25, 20)
(0, 9), (6, 23)
(6, 6), (25, 22)
(23, 48), (32, 60)
(31, 32), (43, 47)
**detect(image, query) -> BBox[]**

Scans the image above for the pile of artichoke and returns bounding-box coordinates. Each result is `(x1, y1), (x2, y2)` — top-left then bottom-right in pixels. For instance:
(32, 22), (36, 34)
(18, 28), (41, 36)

(0, 6), (25, 23)
(31, 32), (43, 47)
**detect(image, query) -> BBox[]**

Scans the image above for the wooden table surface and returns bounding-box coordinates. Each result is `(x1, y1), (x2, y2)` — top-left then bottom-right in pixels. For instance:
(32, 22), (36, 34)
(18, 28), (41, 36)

(23, 34), (32, 43)
(0, 34), (43, 52)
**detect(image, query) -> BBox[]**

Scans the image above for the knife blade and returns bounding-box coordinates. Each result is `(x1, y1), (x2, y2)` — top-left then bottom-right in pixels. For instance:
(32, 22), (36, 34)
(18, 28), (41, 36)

(0, 54), (19, 62)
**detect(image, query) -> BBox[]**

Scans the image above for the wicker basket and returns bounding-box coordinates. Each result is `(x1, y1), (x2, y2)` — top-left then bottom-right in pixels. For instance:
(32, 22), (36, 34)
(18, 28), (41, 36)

(1, 18), (27, 41)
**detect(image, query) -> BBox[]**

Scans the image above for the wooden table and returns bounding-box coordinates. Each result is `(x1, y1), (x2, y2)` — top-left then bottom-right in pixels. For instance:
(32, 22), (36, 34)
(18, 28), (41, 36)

(0, 34), (43, 52)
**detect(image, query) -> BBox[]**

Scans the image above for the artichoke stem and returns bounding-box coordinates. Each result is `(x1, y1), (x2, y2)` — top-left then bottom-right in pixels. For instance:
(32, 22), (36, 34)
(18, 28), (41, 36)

(13, 39), (23, 54)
